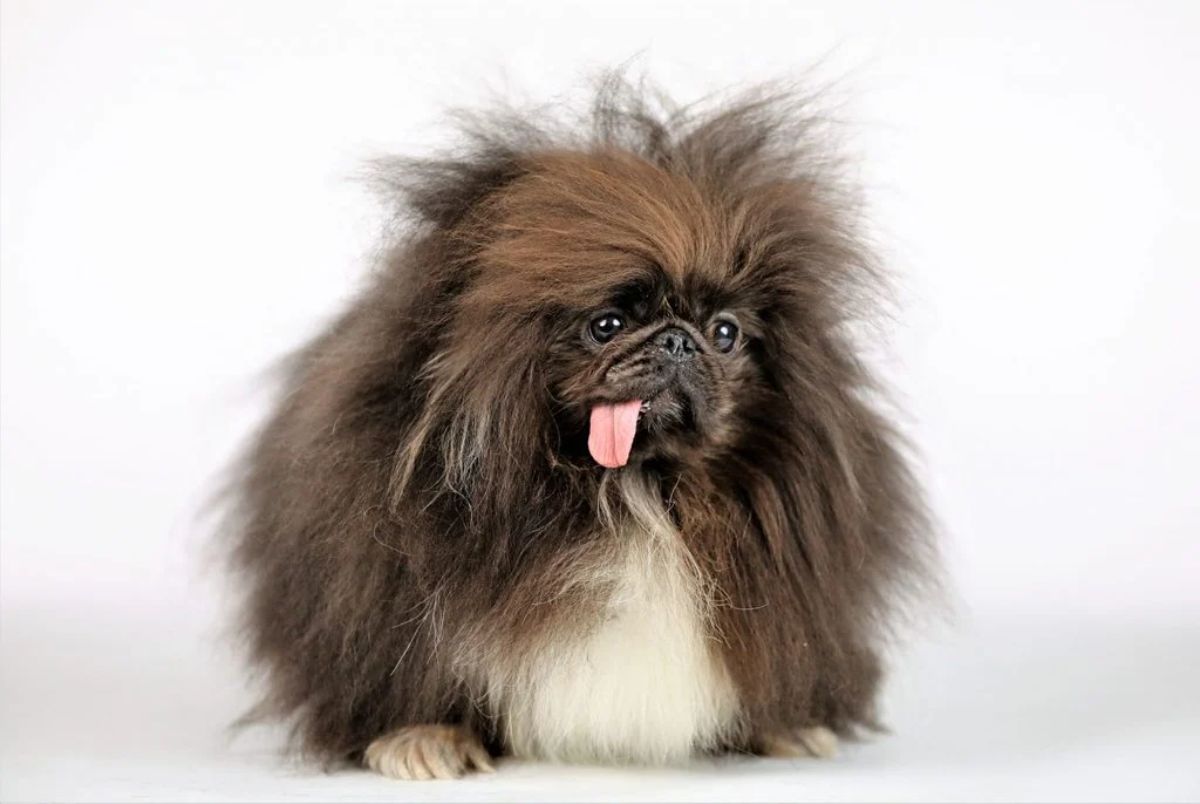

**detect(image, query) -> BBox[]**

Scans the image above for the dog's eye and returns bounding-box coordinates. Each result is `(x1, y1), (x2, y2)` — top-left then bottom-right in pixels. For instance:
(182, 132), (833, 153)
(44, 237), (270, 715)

(711, 320), (739, 353)
(589, 313), (626, 343)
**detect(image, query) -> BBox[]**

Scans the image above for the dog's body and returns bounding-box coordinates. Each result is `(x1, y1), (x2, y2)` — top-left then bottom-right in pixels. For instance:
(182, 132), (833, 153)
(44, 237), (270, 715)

(227, 79), (930, 779)
(470, 472), (739, 765)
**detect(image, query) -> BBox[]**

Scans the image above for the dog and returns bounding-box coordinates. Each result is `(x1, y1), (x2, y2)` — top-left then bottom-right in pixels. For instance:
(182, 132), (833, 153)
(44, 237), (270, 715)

(225, 76), (931, 780)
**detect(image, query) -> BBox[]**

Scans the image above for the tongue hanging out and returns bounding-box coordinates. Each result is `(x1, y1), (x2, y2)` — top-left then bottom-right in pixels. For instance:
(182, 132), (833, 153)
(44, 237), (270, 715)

(587, 399), (643, 468)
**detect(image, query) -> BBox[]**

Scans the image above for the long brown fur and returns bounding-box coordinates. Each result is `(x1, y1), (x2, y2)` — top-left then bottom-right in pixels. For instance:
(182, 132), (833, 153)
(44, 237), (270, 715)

(225, 75), (933, 768)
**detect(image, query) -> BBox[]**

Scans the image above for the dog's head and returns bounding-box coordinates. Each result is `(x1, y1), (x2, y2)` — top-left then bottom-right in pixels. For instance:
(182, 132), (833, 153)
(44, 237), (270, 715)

(391, 85), (869, 500)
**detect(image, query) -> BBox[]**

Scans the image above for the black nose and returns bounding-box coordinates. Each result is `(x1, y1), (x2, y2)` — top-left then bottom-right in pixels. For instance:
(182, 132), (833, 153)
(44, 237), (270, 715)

(655, 327), (697, 359)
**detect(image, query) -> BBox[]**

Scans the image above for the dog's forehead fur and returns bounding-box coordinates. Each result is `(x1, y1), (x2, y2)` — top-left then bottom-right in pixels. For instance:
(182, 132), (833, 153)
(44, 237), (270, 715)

(462, 147), (832, 316)
(485, 149), (726, 287)
(384, 86), (865, 327)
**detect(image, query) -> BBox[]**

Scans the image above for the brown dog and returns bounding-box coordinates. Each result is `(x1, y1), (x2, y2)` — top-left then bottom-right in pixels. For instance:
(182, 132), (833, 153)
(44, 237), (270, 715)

(225, 76), (932, 780)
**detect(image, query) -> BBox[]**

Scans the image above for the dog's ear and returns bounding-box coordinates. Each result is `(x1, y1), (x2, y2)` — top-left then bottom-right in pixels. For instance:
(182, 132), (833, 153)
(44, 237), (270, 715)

(387, 319), (569, 572)
(387, 150), (527, 230)
(370, 111), (550, 230)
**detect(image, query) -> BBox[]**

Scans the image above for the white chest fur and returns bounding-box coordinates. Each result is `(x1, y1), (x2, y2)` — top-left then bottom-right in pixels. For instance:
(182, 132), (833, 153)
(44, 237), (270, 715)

(480, 477), (740, 765)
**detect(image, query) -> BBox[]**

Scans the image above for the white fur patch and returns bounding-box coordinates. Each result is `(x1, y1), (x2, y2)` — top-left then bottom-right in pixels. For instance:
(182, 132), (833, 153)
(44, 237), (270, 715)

(477, 474), (740, 765)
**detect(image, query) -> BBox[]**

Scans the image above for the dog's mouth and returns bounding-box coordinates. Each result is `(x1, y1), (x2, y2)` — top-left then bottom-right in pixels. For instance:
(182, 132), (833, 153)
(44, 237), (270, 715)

(586, 394), (672, 469)
(582, 324), (713, 469)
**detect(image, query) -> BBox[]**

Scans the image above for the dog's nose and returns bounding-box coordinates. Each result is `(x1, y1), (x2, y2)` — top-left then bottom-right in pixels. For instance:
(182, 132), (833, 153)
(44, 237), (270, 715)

(655, 327), (697, 359)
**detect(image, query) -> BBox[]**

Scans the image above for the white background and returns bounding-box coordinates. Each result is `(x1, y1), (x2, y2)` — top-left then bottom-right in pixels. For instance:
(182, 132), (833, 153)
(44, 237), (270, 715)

(2, 1), (1198, 801)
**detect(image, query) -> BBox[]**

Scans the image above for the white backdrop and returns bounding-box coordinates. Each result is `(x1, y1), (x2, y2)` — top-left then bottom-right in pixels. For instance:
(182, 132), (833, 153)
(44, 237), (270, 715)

(2, 1), (1198, 801)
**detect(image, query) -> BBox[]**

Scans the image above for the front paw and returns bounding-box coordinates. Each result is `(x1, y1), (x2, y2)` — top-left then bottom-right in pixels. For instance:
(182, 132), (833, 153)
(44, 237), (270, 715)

(759, 725), (839, 759)
(365, 724), (495, 780)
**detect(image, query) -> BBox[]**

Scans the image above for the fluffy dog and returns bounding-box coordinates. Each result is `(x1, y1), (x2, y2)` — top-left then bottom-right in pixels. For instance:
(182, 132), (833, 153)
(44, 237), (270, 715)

(226, 77), (931, 780)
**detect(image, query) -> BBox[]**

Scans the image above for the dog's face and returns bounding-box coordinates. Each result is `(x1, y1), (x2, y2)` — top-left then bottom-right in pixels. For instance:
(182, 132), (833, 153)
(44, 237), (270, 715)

(551, 269), (754, 469)
(436, 148), (834, 476)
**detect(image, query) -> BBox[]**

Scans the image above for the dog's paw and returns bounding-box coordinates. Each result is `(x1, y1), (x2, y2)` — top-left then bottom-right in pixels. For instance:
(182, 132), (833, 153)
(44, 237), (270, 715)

(365, 724), (495, 780)
(760, 725), (839, 759)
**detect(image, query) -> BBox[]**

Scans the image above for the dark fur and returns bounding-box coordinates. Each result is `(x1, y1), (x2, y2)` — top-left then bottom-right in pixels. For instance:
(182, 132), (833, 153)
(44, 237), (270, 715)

(226, 76), (932, 765)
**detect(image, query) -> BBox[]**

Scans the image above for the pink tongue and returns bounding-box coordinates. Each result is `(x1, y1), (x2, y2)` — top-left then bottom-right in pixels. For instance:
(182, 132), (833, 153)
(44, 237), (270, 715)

(588, 399), (642, 469)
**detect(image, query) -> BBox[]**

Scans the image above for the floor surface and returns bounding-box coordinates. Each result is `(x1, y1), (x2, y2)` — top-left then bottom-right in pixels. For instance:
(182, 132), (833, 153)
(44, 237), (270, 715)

(2, 600), (1196, 802)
